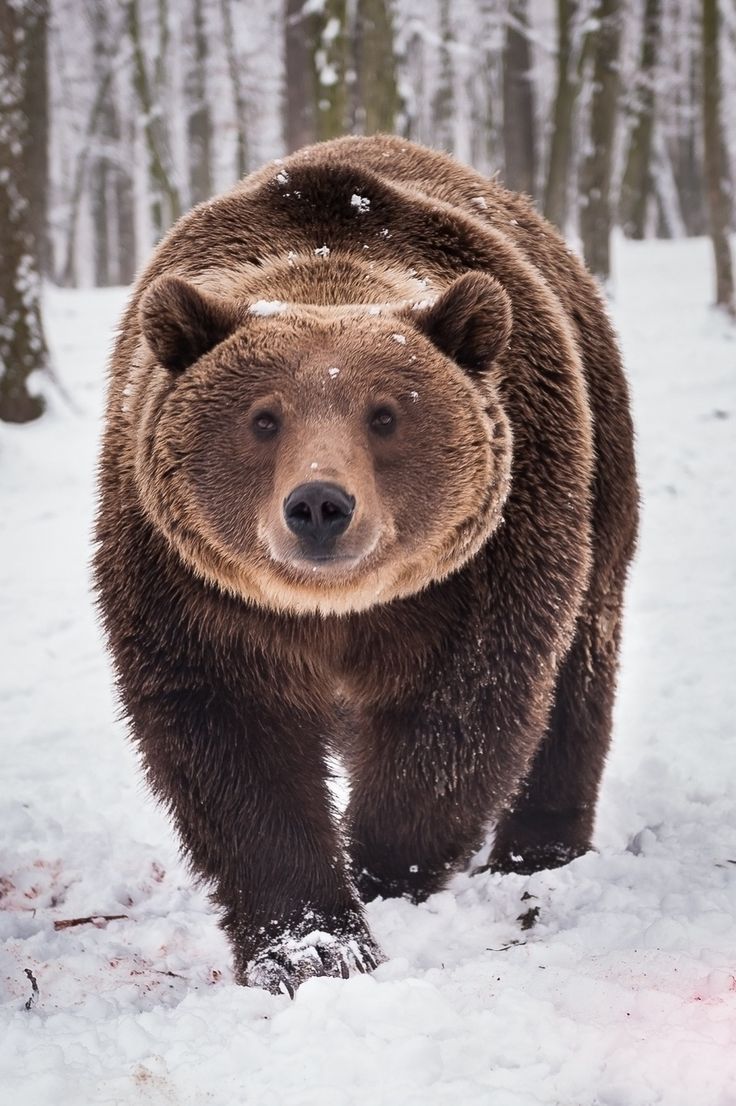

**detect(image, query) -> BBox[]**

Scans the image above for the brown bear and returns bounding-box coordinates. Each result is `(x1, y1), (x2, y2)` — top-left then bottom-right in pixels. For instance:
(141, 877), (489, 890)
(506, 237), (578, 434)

(94, 134), (638, 996)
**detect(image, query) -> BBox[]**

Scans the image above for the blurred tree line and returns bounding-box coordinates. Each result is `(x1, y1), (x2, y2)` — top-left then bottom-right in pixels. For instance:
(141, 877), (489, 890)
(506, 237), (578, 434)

(1, 0), (734, 422)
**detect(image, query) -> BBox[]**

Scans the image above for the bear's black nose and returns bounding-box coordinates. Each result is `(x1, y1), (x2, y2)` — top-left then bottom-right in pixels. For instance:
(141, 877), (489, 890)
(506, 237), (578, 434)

(283, 482), (355, 545)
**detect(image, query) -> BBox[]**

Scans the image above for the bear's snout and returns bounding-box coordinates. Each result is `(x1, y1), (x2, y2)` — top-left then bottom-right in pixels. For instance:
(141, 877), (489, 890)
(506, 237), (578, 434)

(283, 482), (355, 550)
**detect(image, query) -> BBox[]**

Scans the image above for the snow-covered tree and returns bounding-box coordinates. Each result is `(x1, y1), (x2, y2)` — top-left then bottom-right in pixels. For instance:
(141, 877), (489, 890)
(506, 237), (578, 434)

(431, 0), (455, 153)
(502, 0), (536, 198)
(620, 0), (662, 239)
(544, 0), (582, 230)
(220, 0), (248, 177)
(126, 0), (181, 240)
(311, 0), (348, 141)
(9, 0), (732, 314)
(579, 0), (621, 282)
(702, 0), (735, 314)
(0, 0), (48, 424)
(186, 0), (213, 205)
(353, 0), (399, 135)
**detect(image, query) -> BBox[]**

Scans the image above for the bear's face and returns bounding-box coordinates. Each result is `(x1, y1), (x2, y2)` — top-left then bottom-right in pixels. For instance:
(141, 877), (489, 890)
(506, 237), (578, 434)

(135, 272), (513, 615)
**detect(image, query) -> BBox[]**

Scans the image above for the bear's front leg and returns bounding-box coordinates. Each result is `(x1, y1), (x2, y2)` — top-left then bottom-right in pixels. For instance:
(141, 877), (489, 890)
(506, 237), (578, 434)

(344, 636), (559, 904)
(127, 669), (380, 995)
(344, 689), (529, 904)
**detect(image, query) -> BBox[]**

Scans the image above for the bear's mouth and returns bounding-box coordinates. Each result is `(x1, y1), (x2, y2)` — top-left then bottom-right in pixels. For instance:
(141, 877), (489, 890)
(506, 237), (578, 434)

(261, 520), (382, 577)
(296, 553), (358, 565)
(289, 553), (361, 573)
(277, 548), (369, 576)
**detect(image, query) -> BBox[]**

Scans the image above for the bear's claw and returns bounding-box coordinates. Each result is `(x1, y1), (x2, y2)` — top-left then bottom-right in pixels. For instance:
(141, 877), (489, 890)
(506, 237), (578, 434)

(487, 840), (589, 875)
(244, 930), (381, 996)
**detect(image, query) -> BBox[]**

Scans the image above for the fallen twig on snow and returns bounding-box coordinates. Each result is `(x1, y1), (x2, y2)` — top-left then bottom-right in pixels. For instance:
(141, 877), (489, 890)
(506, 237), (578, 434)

(486, 940), (525, 952)
(24, 968), (39, 1010)
(53, 913), (128, 930)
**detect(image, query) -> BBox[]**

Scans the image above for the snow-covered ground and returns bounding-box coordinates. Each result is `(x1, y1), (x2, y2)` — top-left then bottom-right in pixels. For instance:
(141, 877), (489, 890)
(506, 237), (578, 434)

(1, 236), (735, 1105)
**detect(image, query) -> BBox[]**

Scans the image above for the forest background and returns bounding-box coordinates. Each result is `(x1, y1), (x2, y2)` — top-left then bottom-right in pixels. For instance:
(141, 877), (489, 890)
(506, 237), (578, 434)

(1, 0), (735, 423)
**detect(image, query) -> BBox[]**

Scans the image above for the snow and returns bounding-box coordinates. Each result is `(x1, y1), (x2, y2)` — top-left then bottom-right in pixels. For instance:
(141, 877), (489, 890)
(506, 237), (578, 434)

(317, 62), (339, 88)
(1, 237), (735, 1104)
(249, 299), (287, 317)
(351, 193), (371, 214)
(322, 17), (341, 45)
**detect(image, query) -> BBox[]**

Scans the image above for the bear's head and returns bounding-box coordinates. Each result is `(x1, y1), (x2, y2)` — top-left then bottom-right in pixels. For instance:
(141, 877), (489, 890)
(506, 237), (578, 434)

(134, 270), (513, 615)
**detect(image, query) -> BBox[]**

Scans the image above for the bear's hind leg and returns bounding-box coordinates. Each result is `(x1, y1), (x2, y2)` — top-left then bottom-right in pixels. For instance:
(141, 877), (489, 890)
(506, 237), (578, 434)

(490, 587), (625, 874)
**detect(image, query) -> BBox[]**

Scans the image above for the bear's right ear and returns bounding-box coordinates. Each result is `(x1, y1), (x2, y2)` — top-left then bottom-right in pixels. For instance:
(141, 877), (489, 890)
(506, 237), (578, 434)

(140, 275), (240, 373)
(407, 272), (512, 375)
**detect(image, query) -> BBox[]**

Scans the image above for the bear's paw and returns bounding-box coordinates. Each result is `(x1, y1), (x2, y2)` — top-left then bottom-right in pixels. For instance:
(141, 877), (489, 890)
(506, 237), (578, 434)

(243, 927), (382, 997)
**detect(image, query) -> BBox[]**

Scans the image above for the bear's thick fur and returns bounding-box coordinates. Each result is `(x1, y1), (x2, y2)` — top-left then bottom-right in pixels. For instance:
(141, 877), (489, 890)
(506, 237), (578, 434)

(95, 135), (638, 994)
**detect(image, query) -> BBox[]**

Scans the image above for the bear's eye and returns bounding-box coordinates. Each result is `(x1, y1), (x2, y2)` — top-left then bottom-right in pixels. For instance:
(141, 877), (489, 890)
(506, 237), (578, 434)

(369, 407), (396, 436)
(252, 411), (279, 437)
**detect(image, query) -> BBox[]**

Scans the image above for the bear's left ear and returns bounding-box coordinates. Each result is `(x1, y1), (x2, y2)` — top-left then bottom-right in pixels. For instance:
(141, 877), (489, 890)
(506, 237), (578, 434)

(140, 275), (241, 373)
(408, 272), (512, 374)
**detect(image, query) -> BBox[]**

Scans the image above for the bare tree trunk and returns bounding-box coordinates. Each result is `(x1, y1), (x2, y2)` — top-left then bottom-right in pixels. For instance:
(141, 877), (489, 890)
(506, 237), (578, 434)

(91, 155), (111, 286)
(115, 152), (137, 285)
(477, 1), (504, 175)
(466, 4), (496, 171)
(284, 0), (348, 149)
(126, 0), (181, 239)
(284, 0), (316, 151)
(186, 0), (212, 205)
(310, 0), (348, 141)
(0, 0), (47, 423)
(61, 8), (134, 287)
(432, 0), (455, 153)
(220, 0), (248, 176)
(402, 28), (427, 143)
(502, 0), (536, 197)
(652, 128), (686, 239)
(702, 0), (735, 313)
(60, 63), (116, 288)
(21, 0), (49, 276)
(353, 0), (399, 135)
(672, 46), (706, 237)
(544, 0), (579, 230)
(674, 123), (706, 236)
(284, 0), (348, 145)
(90, 4), (116, 286)
(619, 0), (661, 239)
(579, 0), (621, 283)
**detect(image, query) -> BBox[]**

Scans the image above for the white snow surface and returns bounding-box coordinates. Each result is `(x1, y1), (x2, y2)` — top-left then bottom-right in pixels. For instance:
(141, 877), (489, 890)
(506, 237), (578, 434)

(1, 237), (735, 1105)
